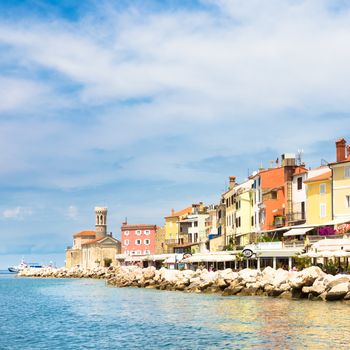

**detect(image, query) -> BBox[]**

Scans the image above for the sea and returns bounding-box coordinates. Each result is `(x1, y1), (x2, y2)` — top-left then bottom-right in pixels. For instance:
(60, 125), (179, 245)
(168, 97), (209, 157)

(1, 271), (350, 350)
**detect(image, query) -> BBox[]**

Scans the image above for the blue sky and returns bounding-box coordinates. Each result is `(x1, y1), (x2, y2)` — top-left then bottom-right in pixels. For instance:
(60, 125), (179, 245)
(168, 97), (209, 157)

(0, 0), (349, 268)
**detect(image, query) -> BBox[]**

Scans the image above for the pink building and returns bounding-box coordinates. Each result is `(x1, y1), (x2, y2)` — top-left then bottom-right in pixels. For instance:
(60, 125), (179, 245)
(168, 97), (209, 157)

(121, 221), (157, 256)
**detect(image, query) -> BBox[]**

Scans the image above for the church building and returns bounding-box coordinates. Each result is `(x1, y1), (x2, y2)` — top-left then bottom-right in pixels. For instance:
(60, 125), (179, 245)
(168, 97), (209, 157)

(65, 207), (121, 269)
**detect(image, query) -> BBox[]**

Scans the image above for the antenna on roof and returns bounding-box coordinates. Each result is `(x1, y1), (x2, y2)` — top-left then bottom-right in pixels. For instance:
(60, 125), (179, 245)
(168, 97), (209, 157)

(297, 149), (304, 165)
(321, 159), (329, 166)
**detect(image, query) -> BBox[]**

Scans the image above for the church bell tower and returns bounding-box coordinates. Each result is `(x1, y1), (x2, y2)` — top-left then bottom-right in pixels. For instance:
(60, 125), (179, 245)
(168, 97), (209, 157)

(95, 207), (107, 239)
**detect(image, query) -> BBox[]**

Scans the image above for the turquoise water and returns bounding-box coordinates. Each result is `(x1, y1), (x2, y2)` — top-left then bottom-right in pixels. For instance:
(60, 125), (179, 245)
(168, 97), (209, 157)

(1, 273), (350, 349)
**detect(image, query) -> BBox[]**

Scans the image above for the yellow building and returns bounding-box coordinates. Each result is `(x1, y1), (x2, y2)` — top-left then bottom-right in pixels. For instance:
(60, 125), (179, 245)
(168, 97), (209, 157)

(164, 206), (192, 253)
(328, 139), (350, 224)
(222, 176), (236, 247)
(304, 171), (332, 225)
(235, 179), (254, 247)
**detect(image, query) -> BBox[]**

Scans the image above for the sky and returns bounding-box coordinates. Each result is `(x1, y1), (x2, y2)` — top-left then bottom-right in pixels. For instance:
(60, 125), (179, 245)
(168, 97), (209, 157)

(0, 0), (349, 268)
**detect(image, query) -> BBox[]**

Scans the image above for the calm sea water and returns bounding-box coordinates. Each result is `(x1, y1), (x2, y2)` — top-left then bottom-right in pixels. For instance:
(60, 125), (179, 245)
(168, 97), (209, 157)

(1, 272), (350, 350)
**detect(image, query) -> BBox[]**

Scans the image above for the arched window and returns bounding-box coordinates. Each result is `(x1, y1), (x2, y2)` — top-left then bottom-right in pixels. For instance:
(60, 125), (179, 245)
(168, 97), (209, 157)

(100, 215), (103, 225)
(97, 216), (100, 225)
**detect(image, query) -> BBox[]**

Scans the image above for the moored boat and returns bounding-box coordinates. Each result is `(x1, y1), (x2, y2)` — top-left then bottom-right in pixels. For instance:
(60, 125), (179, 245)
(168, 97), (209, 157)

(8, 259), (43, 273)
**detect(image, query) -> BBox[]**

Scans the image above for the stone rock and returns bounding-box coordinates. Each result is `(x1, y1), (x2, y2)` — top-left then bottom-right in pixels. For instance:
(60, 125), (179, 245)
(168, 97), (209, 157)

(272, 269), (289, 288)
(326, 282), (350, 301)
(267, 288), (283, 297)
(302, 284), (325, 296)
(279, 283), (291, 292)
(326, 276), (350, 290)
(279, 291), (293, 299)
(216, 278), (228, 289)
(143, 267), (156, 280)
(222, 285), (243, 296)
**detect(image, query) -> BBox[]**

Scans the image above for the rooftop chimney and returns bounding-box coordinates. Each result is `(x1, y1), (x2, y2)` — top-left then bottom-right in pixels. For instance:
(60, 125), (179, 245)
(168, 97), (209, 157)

(229, 176), (236, 190)
(336, 138), (346, 162)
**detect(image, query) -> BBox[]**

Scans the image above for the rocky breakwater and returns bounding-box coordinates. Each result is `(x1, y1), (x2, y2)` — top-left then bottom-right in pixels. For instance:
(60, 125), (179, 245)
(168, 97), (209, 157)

(18, 266), (117, 279)
(107, 266), (350, 302)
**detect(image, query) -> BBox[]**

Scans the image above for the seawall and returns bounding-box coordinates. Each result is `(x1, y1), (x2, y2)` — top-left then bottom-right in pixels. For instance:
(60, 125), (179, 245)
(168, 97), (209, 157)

(18, 265), (350, 302)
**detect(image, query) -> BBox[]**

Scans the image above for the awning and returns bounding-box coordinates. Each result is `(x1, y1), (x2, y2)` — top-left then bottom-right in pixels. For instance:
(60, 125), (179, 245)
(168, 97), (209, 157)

(163, 254), (183, 264)
(283, 227), (314, 237)
(181, 254), (236, 263)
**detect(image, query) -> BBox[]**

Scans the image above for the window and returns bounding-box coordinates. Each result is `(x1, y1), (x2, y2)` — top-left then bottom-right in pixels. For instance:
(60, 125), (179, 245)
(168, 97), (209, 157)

(144, 239), (150, 245)
(320, 203), (326, 218)
(124, 239), (129, 246)
(144, 230), (150, 235)
(271, 191), (277, 199)
(135, 239), (141, 245)
(194, 221), (198, 227)
(320, 183), (326, 195)
(131, 251), (136, 255)
(345, 166), (350, 178)
(136, 230), (141, 235)
(346, 195), (350, 208)
(136, 250), (142, 255)
(297, 177), (302, 190)
(144, 250), (150, 255)
(124, 230), (129, 236)
(236, 217), (241, 228)
(251, 216), (254, 226)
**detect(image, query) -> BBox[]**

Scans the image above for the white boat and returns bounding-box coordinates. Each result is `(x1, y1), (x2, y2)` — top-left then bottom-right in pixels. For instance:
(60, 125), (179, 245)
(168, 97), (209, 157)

(8, 259), (43, 273)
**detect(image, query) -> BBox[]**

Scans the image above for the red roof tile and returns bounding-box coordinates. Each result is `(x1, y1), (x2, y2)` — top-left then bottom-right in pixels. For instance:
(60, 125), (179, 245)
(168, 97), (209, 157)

(73, 230), (96, 238)
(304, 171), (332, 183)
(165, 206), (192, 218)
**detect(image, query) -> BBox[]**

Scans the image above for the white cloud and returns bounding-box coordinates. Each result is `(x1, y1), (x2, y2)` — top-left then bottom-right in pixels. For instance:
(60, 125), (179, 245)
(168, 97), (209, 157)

(0, 0), (349, 190)
(2, 207), (33, 220)
(67, 205), (78, 220)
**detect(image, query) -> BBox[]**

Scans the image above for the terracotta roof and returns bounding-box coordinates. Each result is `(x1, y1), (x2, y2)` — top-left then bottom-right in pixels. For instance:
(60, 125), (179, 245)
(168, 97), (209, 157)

(304, 171), (332, 183)
(329, 158), (350, 166)
(165, 206), (192, 218)
(73, 230), (96, 238)
(293, 167), (308, 176)
(82, 237), (103, 245)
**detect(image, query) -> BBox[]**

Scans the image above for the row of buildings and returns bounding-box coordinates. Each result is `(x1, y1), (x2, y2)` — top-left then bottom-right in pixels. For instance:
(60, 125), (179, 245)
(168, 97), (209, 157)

(66, 138), (350, 269)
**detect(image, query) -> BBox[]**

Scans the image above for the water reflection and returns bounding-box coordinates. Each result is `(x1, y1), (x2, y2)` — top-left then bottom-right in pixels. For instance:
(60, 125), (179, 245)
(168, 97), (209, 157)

(14, 278), (350, 349)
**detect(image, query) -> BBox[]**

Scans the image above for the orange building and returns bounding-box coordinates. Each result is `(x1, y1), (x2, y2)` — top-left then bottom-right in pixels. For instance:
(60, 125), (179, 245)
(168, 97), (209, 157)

(258, 154), (306, 231)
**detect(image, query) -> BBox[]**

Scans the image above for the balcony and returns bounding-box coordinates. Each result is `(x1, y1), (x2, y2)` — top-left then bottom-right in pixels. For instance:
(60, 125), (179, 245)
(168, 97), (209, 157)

(283, 241), (304, 248)
(274, 216), (286, 228)
(306, 234), (345, 245)
(165, 238), (184, 246)
(286, 212), (306, 223)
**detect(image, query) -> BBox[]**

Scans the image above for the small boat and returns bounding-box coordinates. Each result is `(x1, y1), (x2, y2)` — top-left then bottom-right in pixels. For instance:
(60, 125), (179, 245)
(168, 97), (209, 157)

(8, 259), (43, 273)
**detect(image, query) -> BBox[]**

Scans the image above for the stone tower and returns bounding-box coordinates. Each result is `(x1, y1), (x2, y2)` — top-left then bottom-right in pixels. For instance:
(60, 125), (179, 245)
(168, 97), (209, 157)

(95, 207), (107, 239)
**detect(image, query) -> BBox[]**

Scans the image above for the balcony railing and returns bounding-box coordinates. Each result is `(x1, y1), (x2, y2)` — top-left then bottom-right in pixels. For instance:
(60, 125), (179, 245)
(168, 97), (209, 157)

(165, 239), (184, 245)
(274, 216), (285, 227)
(306, 234), (346, 245)
(283, 241), (304, 248)
(286, 212), (306, 223)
